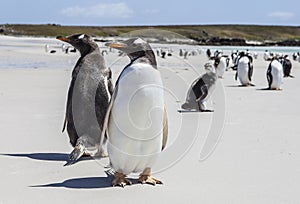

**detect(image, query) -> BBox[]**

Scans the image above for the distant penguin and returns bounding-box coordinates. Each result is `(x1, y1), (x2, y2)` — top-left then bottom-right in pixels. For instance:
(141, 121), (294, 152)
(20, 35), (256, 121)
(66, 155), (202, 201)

(45, 44), (49, 53)
(231, 50), (239, 70)
(214, 54), (227, 78)
(292, 52), (298, 61)
(235, 52), (254, 86)
(264, 50), (272, 61)
(103, 38), (168, 187)
(161, 50), (166, 58)
(183, 50), (189, 59)
(57, 34), (113, 165)
(179, 49), (183, 57)
(280, 55), (293, 78)
(206, 49), (211, 59)
(181, 62), (217, 112)
(267, 58), (284, 90)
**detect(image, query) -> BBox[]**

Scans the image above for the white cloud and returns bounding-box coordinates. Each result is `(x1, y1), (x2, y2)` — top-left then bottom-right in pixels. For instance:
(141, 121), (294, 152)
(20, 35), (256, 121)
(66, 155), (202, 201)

(268, 12), (294, 20)
(61, 2), (134, 19)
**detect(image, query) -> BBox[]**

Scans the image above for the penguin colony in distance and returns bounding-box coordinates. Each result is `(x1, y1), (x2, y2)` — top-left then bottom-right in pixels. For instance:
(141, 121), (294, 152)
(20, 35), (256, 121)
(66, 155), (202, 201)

(181, 62), (217, 112)
(206, 48), (295, 90)
(57, 34), (113, 165)
(101, 38), (168, 187)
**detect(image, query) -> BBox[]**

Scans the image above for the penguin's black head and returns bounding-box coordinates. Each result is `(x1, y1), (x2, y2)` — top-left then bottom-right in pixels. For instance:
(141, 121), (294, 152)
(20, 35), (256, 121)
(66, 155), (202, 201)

(56, 34), (98, 55)
(239, 51), (246, 57)
(214, 57), (220, 67)
(106, 38), (157, 68)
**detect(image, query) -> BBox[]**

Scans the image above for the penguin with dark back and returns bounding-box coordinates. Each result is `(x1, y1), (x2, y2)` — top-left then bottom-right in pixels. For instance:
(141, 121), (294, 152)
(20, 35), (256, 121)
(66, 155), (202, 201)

(57, 34), (113, 165)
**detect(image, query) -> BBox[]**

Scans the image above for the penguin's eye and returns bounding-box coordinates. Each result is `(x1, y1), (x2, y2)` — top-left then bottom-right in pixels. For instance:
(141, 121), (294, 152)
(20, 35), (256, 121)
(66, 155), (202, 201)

(78, 34), (85, 40)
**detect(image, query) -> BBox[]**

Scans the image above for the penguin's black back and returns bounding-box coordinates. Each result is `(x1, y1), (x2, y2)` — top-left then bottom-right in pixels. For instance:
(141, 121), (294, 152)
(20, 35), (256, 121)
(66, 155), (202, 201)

(191, 73), (217, 100)
(64, 41), (112, 147)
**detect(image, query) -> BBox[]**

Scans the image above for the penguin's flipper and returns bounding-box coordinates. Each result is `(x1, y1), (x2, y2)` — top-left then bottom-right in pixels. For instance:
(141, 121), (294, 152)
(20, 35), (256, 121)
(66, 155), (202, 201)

(267, 63), (273, 89)
(99, 85), (119, 151)
(64, 145), (85, 166)
(198, 85), (208, 102)
(248, 62), (253, 82)
(161, 106), (168, 151)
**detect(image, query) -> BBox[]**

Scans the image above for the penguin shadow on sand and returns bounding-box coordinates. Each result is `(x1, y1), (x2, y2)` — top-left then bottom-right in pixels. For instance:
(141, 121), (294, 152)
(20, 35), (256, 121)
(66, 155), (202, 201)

(1, 153), (138, 189)
(0, 152), (94, 165)
(256, 87), (283, 91)
(30, 170), (140, 189)
(226, 83), (255, 88)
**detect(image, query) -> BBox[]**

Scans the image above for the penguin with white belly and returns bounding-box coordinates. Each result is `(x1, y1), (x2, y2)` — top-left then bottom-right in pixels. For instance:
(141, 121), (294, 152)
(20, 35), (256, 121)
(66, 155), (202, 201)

(102, 38), (168, 187)
(280, 55), (294, 78)
(235, 51), (254, 86)
(267, 58), (284, 90)
(214, 53), (231, 78)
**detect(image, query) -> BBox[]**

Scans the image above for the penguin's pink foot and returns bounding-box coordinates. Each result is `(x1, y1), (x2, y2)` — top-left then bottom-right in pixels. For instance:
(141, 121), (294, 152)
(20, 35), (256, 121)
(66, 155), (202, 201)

(138, 175), (163, 185)
(112, 172), (132, 187)
(138, 168), (163, 186)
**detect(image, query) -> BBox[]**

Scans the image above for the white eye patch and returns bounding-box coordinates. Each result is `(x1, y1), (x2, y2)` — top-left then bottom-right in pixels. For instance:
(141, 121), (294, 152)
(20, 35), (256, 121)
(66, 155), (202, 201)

(133, 38), (146, 44)
(78, 34), (85, 39)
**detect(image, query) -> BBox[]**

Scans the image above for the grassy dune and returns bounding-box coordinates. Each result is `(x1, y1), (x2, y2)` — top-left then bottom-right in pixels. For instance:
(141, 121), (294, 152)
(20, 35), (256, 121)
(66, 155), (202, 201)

(1, 24), (300, 45)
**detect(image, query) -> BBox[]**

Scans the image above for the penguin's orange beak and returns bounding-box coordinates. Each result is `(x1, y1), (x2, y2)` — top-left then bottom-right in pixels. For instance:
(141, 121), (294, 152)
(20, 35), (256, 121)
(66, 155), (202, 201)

(106, 42), (127, 49)
(56, 36), (70, 42)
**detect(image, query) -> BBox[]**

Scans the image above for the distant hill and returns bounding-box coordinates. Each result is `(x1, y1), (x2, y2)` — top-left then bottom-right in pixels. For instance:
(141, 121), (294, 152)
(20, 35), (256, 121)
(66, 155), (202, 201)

(1, 24), (300, 46)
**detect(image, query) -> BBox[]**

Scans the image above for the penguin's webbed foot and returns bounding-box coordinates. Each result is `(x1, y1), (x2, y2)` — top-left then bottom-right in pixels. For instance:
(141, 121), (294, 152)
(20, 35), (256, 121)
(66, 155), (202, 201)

(138, 175), (163, 186)
(64, 145), (85, 166)
(99, 146), (108, 158)
(112, 172), (132, 187)
(138, 168), (163, 186)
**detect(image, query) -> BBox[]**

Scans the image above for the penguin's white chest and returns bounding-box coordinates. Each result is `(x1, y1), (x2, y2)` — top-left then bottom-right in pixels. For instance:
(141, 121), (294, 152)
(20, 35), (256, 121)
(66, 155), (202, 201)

(216, 57), (227, 78)
(269, 60), (283, 89)
(108, 63), (164, 175)
(237, 57), (250, 85)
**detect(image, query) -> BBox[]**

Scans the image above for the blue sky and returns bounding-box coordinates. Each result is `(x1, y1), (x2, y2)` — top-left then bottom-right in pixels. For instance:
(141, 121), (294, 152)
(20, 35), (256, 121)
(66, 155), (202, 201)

(1, 0), (299, 26)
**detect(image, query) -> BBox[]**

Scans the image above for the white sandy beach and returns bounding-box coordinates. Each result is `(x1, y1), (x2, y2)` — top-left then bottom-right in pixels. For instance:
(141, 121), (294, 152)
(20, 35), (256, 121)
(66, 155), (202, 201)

(0, 35), (300, 203)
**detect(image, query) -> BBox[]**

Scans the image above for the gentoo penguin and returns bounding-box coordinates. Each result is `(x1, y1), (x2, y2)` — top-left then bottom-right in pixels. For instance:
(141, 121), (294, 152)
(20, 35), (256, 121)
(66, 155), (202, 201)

(231, 50), (239, 70)
(267, 58), (284, 90)
(264, 50), (272, 61)
(292, 52), (299, 61)
(214, 53), (230, 78)
(57, 34), (113, 165)
(280, 55), (294, 78)
(235, 51), (254, 86)
(181, 62), (217, 112)
(102, 38), (168, 187)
